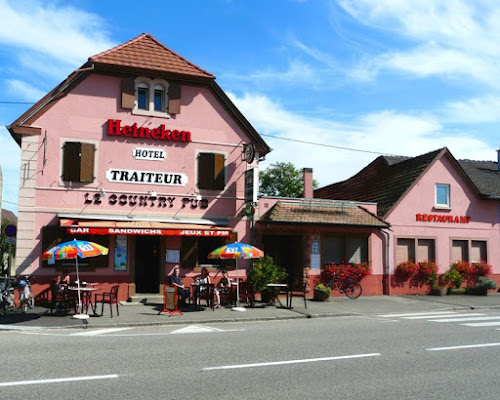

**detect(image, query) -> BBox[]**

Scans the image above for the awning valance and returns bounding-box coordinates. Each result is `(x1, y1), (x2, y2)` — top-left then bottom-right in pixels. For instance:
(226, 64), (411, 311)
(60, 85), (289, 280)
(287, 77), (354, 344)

(59, 219), (232, 237)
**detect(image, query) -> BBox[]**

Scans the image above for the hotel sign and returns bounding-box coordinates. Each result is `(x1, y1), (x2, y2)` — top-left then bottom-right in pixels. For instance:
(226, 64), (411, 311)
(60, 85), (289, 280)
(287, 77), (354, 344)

(133, 147), (166, 161)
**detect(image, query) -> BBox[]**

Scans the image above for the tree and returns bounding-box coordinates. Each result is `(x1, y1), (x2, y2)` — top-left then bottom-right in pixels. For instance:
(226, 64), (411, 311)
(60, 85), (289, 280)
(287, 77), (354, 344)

(259, 162), (318, 197)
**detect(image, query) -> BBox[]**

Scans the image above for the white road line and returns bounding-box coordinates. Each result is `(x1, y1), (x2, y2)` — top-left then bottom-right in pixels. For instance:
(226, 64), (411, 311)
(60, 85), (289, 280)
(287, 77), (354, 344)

(403, 313), (478, 319)
(429, 316), (500, 323)
(203, 353), (381, 371)
(378, 311), (458, 317)
(461, 321), (500, 327)
(0, 374), (119, 387)
(0, 325), (41, 331)
(427, 343), (500, 351)
(71, 328), (133, 336)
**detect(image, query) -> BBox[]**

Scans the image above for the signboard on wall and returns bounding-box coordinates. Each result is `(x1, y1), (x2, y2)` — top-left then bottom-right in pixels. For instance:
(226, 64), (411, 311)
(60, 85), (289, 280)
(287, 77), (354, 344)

(245, 168), (258, 203)
(311, 237), (320, 270)
(114, 235), (127, 271)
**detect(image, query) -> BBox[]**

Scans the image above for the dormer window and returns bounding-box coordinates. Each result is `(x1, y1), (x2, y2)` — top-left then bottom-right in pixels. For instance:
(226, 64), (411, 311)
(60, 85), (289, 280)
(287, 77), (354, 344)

(121, 76), (181, 116)
(154, 86), (164, 112)
(137, 84), (149, 110)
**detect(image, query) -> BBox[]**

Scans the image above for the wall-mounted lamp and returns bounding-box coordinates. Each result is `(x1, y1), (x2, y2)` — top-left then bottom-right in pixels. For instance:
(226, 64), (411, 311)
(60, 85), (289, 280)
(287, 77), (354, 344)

(148, 190), (157, 197)
(99, 188), (106, 198)
(196, 194), (202, 201)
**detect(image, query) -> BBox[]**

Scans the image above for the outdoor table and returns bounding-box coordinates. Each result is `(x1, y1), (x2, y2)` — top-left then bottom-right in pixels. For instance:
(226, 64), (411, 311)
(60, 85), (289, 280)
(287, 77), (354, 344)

(68, 286), (99, 314)
(266, 283), (291, 308)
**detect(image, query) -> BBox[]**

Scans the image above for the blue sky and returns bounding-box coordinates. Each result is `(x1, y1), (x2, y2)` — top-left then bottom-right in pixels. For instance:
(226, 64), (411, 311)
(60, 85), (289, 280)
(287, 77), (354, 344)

(1, 0), (499, 215)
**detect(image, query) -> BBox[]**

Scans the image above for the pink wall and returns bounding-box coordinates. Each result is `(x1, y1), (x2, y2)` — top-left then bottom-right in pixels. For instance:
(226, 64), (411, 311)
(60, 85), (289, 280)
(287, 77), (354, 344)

(386, 155), (500, 289)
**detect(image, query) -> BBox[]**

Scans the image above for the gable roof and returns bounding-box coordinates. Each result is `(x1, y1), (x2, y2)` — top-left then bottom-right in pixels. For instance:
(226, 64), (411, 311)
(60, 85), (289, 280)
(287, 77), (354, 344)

(257, 200), (389, 228)
(88, 33), (215, 80)
(7, 34), (270, 155)
(315, 148), (499, 217)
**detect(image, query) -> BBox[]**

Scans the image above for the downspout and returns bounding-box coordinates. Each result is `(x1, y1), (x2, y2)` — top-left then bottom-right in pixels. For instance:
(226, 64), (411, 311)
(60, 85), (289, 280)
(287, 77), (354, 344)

(381, 228), (392, 295)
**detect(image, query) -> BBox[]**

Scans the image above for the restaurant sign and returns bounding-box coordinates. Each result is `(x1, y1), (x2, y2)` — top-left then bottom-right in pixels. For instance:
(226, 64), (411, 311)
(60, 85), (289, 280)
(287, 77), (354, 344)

(416, 213), (471, 224)
(67, 227), (231, 237)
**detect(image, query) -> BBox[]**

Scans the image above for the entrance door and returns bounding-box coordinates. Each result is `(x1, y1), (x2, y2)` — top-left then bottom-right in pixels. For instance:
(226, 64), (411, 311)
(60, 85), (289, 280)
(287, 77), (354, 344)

(135, 236), (160, 293)
(262, 234), (304, 288)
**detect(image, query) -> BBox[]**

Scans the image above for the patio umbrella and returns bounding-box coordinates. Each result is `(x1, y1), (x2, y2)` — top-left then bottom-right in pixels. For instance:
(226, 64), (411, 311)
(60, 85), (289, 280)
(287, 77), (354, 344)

(42, 239), (108, 317)
(208, 242), (264, 310)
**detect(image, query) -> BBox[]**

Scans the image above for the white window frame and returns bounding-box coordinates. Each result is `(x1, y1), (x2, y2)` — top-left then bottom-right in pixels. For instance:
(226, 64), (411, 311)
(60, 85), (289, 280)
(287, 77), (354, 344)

(435, 183), (450, 208)
(133, 77), (170, 117)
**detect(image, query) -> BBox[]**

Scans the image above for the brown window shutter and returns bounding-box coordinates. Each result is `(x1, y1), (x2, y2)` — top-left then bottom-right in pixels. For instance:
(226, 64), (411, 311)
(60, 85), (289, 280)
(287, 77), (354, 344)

(62, 142), (80, 182)
(214, 153), (225, 190)
(198, 153), (214, 189)
(121, 77), (135, 109)
(80, 143), (95, 183)
(168, 83), (181, 114)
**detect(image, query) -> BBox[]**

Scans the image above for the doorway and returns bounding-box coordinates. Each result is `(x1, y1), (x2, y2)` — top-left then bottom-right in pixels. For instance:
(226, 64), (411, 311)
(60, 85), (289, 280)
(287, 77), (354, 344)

(135, 236), (160, 293)
(262, 234), (304, 288)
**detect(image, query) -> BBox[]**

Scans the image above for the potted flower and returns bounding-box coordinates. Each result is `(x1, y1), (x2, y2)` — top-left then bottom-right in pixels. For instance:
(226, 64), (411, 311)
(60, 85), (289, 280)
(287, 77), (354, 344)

(429, 273), (447, 296)
(465, 277), (497, 296)
(313, 283), (331, 301)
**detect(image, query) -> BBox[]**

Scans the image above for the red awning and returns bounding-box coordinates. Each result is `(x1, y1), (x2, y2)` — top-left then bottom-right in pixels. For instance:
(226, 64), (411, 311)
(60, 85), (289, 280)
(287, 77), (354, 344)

(59, 219), (231, 237)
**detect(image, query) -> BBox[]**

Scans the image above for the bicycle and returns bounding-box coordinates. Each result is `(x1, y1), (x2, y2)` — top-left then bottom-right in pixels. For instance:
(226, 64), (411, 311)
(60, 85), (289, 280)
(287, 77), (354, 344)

(16, 276), (35, 313)
(325, 277), (362, 299)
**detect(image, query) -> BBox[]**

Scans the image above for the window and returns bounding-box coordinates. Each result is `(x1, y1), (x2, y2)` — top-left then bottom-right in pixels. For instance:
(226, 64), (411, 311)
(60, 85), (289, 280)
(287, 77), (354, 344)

(197, 153), (225, 190)
(322, 236), (368, 264)
(137, 84), (149, 110)
(452, 239), (487, 262)
(181, 237), (226, 269)
(435, 184), (450, 207)
(154, 86), (164, 112)
(395, 238), (435, 264)
(62, 142), (95, 183)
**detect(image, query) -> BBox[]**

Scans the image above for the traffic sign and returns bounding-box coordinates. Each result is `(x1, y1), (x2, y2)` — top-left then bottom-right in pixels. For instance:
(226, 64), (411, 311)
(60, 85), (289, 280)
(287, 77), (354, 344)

(4, 225), (16, 238)
(5, 237), (16, 244)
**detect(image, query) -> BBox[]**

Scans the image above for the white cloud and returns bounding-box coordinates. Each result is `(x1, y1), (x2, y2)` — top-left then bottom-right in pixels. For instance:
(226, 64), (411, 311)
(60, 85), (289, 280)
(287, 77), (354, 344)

(230, 92), (495, 187)
(442, 95), (500, 123)
(0, 126), (21, 213)
(0, 0), (115, 67)
(5, 80), (46, 102)
(337, 0), (500, 85)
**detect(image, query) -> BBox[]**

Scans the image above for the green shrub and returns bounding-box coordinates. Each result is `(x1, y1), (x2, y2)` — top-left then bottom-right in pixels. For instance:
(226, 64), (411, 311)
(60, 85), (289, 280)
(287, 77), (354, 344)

(474, 276), (497, 290)
(314, 283), (331, 295)
(248, 255), (287, 293)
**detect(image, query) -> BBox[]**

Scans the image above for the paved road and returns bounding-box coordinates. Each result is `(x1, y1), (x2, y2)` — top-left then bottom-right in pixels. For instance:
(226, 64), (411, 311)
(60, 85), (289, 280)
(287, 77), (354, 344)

(2, 309), (500, 399)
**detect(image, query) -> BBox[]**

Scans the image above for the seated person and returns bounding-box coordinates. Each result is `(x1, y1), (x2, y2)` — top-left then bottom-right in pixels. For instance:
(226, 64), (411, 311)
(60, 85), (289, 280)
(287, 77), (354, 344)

(168, 267), (190, 305)
(216, 269), (232, 306)
(194, 267), (220, 308)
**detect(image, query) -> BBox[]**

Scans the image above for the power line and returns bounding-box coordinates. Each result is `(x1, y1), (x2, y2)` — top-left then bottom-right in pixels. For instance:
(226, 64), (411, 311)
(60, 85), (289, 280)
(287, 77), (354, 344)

(1, 200), (18, 206)
(261, 133), (403, 157)
(0, 101), (35, 105)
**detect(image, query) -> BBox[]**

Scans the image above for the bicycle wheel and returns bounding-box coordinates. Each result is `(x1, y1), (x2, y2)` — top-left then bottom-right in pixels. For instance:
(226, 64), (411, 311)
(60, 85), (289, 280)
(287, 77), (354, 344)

(343, 282), (362, 299)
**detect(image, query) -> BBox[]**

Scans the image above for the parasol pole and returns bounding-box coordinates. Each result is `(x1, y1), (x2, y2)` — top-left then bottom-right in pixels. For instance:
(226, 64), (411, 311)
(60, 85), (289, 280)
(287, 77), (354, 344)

(75, 252), (82, 314)
(235, 258), (240, 307)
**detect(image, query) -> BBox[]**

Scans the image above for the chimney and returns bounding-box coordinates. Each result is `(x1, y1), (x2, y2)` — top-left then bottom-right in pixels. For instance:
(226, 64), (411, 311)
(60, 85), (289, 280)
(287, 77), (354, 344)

(302, 168), (313, 198)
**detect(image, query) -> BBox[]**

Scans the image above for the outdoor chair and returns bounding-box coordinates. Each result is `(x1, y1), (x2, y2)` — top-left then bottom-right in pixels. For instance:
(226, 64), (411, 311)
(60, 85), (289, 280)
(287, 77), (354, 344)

(194, 283), (215, 310)
(235, 281), (255, 307)
(289, 280), (308, 309)
(94, 285), (120, 317)
(50, 284), (76, 315)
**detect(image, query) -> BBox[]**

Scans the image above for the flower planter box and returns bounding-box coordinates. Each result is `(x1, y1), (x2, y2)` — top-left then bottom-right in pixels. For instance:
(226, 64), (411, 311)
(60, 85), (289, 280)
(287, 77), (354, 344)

(465, 287), (488, 296)
(430, 288), (447, 296)
(313, 289), (331, 302)
(447, 288), (466, 295)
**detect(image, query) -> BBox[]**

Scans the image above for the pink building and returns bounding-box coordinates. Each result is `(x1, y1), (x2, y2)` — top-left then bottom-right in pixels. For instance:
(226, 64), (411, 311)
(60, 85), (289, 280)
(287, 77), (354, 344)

(7, 34), (270, 301)
(316, 148), (500, 294)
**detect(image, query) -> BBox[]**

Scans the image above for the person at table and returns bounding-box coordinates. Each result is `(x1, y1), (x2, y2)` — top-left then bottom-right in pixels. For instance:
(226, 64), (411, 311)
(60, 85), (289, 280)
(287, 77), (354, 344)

(168, 267), (190, 305)
(194, 267), (220, 307)
(215, 269), (232, 307)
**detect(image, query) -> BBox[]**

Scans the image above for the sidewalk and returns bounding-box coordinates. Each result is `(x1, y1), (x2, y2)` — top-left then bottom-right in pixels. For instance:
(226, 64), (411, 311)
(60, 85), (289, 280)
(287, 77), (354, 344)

(1, 293), (500, 330)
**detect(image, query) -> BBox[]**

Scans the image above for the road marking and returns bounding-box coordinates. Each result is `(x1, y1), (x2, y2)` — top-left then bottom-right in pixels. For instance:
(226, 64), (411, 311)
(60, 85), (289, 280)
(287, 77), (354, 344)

(71, 328), (133, 336)
(429, 316), (500, 323)
(403, 313), (464, 319)
(203, 353), (381, 371)
(427, 343), (500, 351)
(378, 311), (458, 318)
(0, 325), (41, 331)
(461, 321), (500, 327)
(0, 374), (119, 387)
(171, 325), (225, 334)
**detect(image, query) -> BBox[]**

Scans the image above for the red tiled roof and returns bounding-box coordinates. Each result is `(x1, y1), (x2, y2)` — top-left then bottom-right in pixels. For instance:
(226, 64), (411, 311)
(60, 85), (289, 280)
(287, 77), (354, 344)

(89, 33), (215, 80)
(258, 200), (389, 228)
